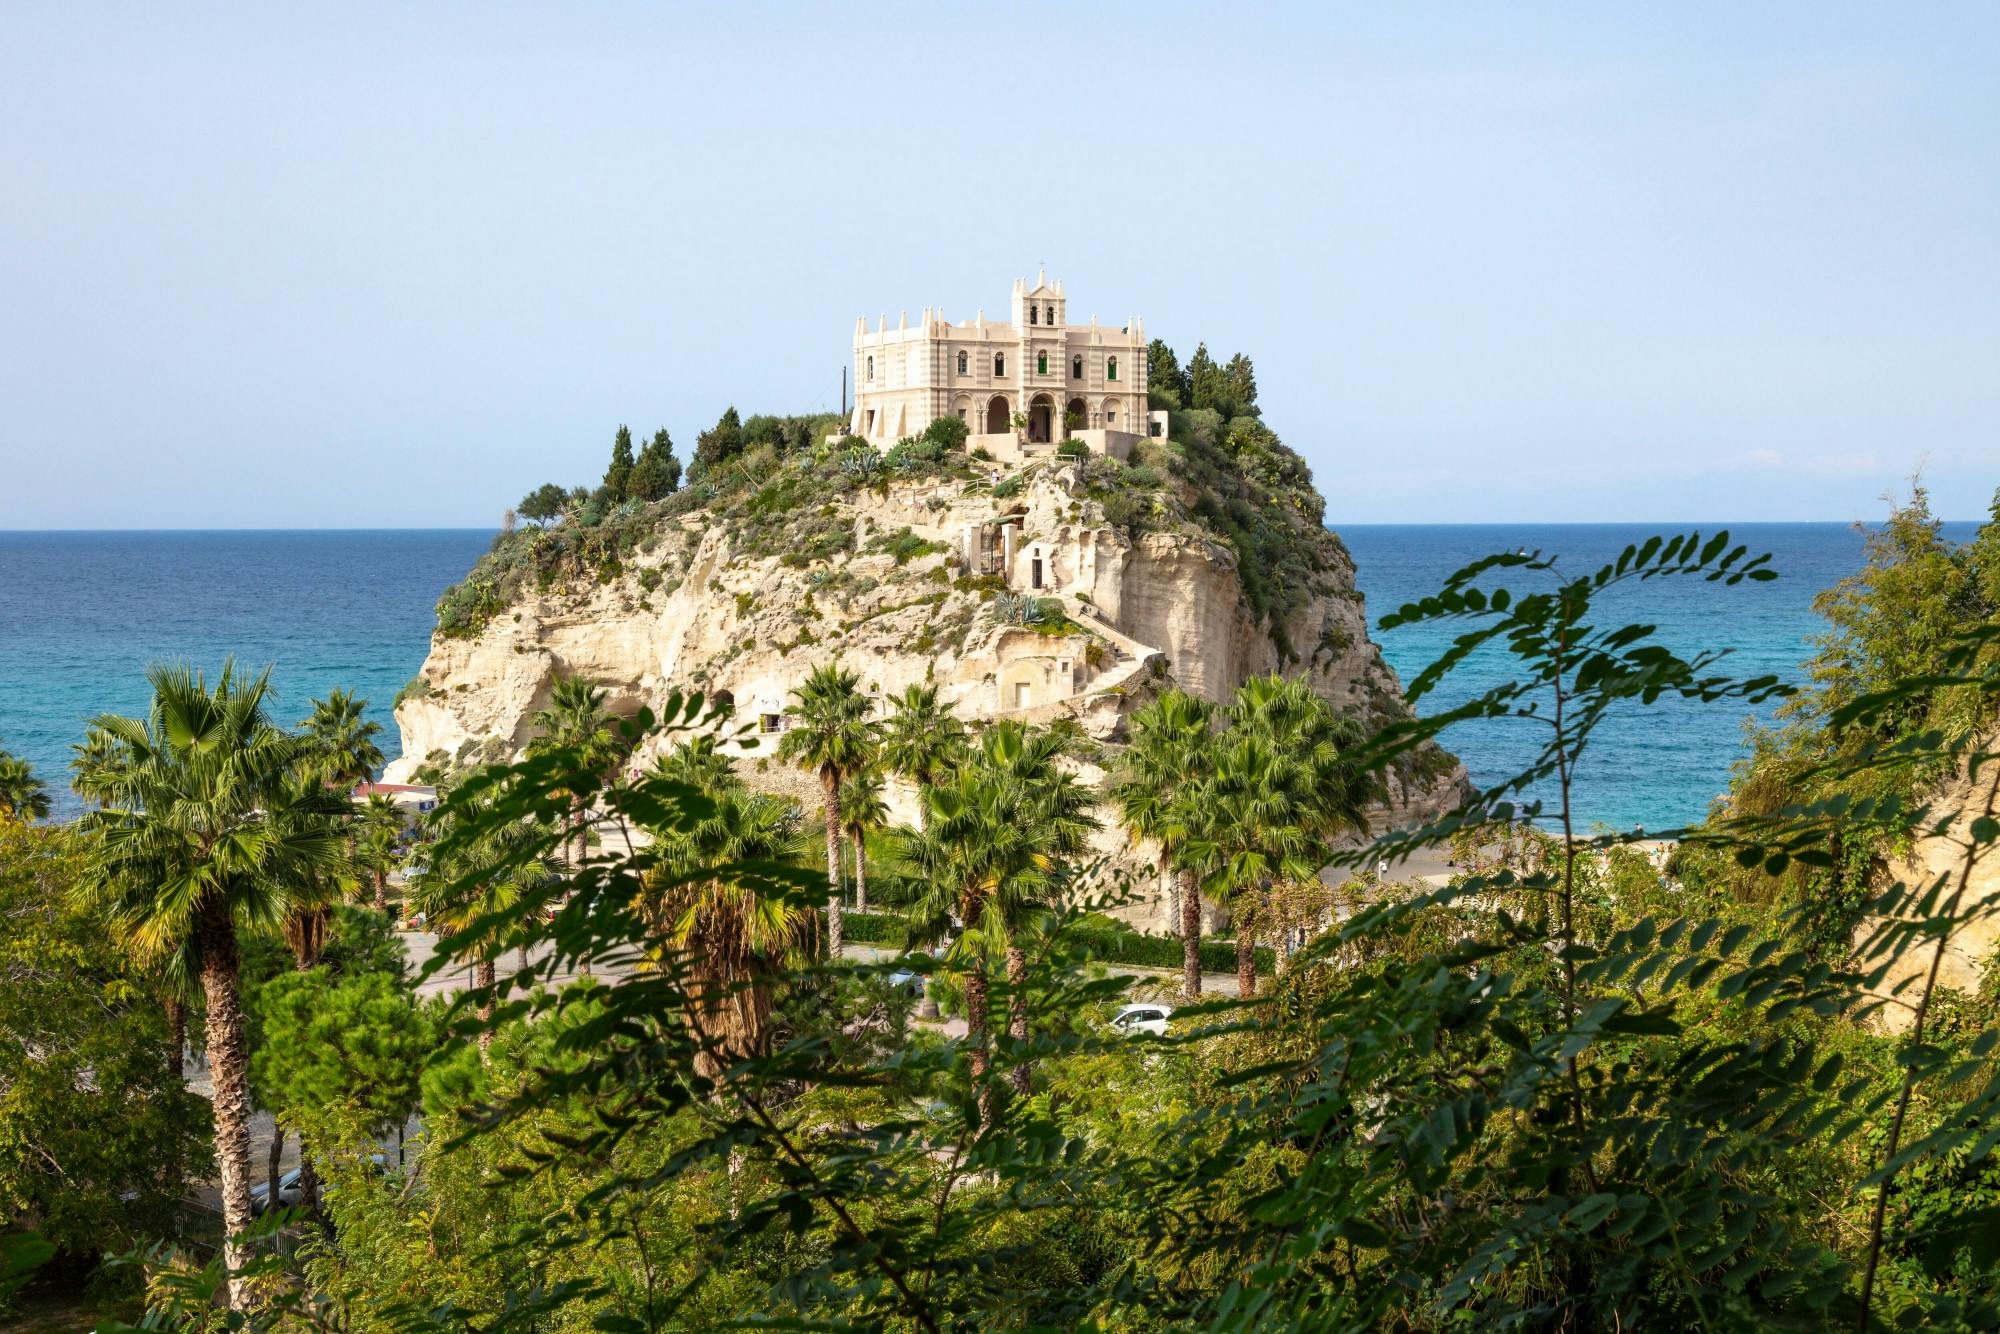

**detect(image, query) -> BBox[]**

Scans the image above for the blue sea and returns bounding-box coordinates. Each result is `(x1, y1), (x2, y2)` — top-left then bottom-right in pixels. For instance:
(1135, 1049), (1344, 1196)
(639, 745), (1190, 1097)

(1340, 522), (1981, 832)
(0, 524), (1975, 830)
(0, 531), (493, 821)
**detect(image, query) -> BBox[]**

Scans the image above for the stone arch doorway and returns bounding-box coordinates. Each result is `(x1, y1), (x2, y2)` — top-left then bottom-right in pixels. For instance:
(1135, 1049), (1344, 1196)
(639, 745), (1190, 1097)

(1101, 398), (1121, 431)
(985, 395), (1010, 434)
(1028, 393), (1056, 443)
(1065, 397), (1087, 436)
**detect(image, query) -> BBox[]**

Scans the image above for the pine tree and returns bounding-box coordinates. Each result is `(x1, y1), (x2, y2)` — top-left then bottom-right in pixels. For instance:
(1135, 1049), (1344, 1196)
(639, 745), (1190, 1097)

(600, 425), (635, 504)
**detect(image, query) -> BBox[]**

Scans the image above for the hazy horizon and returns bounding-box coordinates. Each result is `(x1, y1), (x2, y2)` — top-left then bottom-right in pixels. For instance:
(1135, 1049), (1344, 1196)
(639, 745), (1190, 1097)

(4, 4), (1996, 529)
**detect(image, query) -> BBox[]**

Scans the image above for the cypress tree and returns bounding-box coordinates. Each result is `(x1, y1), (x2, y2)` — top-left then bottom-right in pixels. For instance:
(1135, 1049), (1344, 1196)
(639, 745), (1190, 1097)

(628, 428), (682, 502)
(601, 425), (635, 504)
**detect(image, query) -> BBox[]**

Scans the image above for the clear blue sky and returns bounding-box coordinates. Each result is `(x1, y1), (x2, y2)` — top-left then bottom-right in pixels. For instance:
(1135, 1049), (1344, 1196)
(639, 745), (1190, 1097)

(3, 4), (1995, 528)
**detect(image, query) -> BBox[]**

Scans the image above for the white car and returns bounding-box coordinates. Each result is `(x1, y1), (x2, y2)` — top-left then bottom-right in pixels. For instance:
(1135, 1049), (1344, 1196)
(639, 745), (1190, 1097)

(1111, 1003), (1173, 1037)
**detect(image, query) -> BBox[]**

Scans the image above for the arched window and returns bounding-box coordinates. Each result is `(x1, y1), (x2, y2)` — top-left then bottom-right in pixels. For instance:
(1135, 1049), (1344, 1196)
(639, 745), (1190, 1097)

(994, 353), (1006, 376)
(1037, 351), (1048, 375)
(1071, 355), (1082, 379)
(1107, 356), (1118, 382)
(957, 350), (968, 375)
(1045, 304), (1054, 324)
(866, 356), (874, 382)
(1028, 306), (1038, 325)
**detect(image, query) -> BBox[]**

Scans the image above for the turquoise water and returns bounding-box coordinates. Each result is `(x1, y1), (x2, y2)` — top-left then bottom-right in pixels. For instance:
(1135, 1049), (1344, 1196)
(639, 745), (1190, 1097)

(1340, 522), (1981, 832)
(0, 524), (1972, 830)
(0, 530), (492, 820)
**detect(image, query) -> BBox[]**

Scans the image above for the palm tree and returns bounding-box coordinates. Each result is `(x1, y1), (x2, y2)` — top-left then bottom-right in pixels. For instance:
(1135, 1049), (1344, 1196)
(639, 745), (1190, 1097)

(877, 683), (966, 831)
(1227, 675), (1377, 976)
(651, 733), (740, 795)
(300, 687), (385, 793)
(355, 794), (403, 913)
(839, 766), (888, 912)
(73, 662), (344, 1310)
(0, 750), (50, 822)
(984, 724), (1098, 1093)
(778, 664), (876, 955)
(407, 787), (557, 1054)
(1189, 730), (1316, 999)
(646, 788), (815, 1080)
(70, 723), (131, 809)
(1111, 690), (1217, 998)
(903, 723), (1093, 1120)
(529, 676), (621, 866)
(72, 725), (195, 1074)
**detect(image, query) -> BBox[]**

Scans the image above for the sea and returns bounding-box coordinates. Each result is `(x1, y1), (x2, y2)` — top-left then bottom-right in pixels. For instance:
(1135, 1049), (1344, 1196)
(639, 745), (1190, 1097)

(0, 523), (1977, 830)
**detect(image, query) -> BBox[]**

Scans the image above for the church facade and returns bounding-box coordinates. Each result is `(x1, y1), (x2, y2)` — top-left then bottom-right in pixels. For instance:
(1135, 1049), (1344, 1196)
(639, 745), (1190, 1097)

(849, 273), (1155, 458)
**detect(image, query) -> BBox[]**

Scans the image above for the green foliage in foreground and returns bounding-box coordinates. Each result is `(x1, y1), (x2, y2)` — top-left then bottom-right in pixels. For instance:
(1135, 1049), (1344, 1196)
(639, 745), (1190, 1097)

(0, 820), (208, 1262)
(63, 520), (2000, 1333)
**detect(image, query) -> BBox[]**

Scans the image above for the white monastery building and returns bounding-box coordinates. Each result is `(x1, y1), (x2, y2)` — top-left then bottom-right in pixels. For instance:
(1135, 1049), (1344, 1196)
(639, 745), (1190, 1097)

(849, 272), (1162, 464)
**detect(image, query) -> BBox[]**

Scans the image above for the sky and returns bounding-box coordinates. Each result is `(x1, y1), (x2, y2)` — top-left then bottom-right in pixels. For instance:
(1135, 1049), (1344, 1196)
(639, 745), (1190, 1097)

(2, 3), (1996, 528)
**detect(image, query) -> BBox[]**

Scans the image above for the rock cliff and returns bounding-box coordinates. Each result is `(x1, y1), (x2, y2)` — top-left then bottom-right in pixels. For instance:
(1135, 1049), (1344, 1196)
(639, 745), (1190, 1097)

(390, 444), (1466, 927)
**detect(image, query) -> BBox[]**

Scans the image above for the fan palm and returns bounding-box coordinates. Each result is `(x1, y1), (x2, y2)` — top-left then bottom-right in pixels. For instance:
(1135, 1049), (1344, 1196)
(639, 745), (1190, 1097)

(1111, 690), (1217, 998)
(355, 794), (403, 912)
(903, 722), (1093, 1120)
(70, 722), (133, 809)
(777, 664), (876, 954)
(407, 788), (558, 1053)
(646, 788), (815, 1079)
(838, 765), (888, 912)
(300, 687), (385, 791)
(877, 683), (966, 831)
(651, 733), (741, 796)
(529, 676), (622, 866)
(983, 723), (1099, 1092)
(73, 662), (344, 1309)
(0, 750), (50, 822)
(1189, 729), (1319, 998)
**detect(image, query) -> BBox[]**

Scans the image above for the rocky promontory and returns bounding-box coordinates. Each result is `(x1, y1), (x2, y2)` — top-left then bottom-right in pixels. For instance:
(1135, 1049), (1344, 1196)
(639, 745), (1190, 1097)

(389, 409), (1466, 926)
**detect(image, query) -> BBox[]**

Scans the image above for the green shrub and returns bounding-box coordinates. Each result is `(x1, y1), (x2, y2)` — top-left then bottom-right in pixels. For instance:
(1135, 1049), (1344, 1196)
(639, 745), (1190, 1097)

(434, 578), (505, 639)
(991, 475), (1025, 499)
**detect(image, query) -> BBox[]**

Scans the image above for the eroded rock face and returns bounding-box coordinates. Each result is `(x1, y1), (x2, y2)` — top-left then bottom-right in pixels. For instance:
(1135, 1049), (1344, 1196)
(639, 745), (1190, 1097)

(1865, 743), (2000, 1031)
(390, 461), (1466, 926)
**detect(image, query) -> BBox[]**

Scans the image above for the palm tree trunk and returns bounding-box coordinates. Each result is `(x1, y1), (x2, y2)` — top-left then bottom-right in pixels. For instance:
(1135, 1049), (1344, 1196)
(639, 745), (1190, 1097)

(373, 868), (387, 913)
(476, 957), (496, 1054)
(821, 769), (844, 956)
(966, 961), (993, 1127)
(197, 900), (256, 1312)
(1007, 944), (1030, 1094)
(1236, 926), (1257, 1001)
(1180, 869), (1203, 1000)
(267, 1127), (285, 1207)
(166, 997), (186, 1080)
(852, 828), (868, 912)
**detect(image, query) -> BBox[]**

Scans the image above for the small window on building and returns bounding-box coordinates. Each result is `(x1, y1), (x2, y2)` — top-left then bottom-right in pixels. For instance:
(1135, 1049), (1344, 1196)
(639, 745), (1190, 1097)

(956, 407), (966, 421)
(994, 353), (1005, 376)
(1037, 351), (1048, 375)
(866, 356), (874, 382)
(1071, 355), (1082, 379)
(1045, 304), (1054, 324)
(1014, 682), (1031, 708)
(957, 350), (968, 374)
(760, 713), (782, 734)
(1107, 356), (1118, 381)
(1028, 306), (1038, 325)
